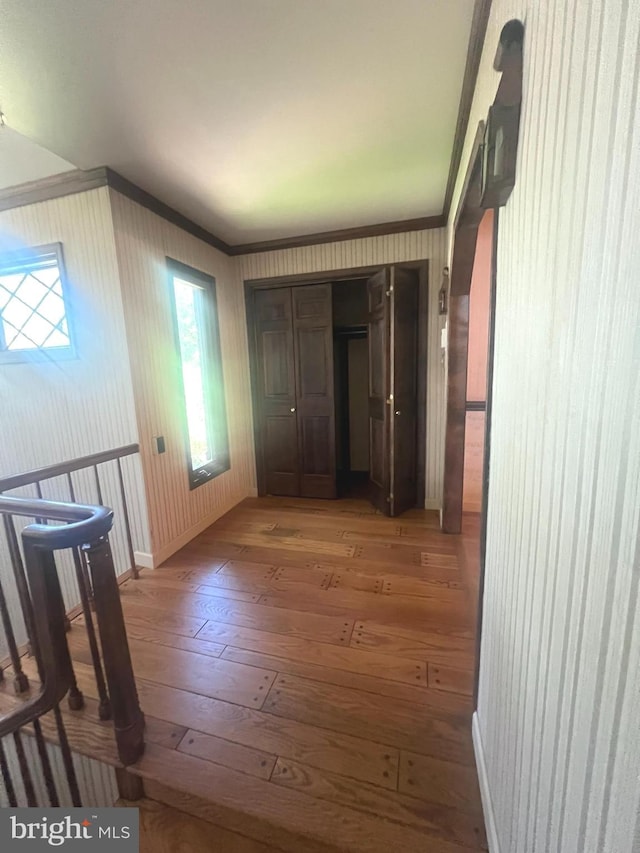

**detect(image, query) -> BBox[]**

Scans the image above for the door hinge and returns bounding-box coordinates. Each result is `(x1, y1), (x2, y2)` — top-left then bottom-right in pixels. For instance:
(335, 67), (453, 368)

(385, 285), (394, 296)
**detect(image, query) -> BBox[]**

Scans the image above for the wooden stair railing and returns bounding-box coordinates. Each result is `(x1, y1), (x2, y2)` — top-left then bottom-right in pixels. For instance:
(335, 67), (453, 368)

(0, 472), (145, 806)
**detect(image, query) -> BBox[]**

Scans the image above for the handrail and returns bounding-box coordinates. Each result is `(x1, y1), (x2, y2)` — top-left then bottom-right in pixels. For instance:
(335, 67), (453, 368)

(0, 497), (115, 738)
(0, 493), (144, 764)
(0, 496), (114, 549)
(0, 443), (139, 493)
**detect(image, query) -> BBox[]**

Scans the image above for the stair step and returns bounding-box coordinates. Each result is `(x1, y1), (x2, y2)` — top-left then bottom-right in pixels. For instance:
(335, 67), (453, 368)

(129, 742), (479, 853)
(117, 798), (281, 853)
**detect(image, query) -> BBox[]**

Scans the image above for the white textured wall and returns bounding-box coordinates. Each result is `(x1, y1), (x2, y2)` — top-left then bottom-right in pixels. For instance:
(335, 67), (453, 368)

(110, 191), (256, 563)
(238, 229), (448, 507)
(456, 2), (640, 852)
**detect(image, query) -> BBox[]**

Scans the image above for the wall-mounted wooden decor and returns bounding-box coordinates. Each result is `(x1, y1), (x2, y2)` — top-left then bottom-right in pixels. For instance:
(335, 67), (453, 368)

(481, 19), (524, 209)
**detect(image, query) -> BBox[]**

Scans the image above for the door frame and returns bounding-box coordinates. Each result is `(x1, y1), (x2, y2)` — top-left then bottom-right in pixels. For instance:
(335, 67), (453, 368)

(441, 123), (487, 533)
(442, 18), (524, 535)
(244, 260), (429, 503)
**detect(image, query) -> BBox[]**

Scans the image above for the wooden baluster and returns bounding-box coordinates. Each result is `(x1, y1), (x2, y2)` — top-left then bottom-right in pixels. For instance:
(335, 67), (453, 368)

(0, 737), (17, 806)
(116, 458), (139, 580)
(24, 533), (83, 806)
(34, 480), (74, 636)
(13, 730), (36, 806)
(0, 574), (29, 693)
(38, 550), (84, 711)
(32, 719), (60, 806)
(83, 536), (145, 765)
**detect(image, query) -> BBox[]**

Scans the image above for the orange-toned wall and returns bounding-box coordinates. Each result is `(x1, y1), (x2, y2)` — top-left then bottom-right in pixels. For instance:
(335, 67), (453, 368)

(462, 209), (493, 512)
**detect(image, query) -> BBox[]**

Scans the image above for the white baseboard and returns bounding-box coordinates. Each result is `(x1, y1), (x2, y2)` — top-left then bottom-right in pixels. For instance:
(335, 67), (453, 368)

(247, 486), (258, 497)
(136, 489), (252, 569)
(424, 498), (441, 511)
(133, 551), (154, 569)
(473, 711), (500, 853)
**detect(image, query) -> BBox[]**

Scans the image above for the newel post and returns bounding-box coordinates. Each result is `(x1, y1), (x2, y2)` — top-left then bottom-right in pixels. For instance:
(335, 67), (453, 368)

(83, 536), (145, 765)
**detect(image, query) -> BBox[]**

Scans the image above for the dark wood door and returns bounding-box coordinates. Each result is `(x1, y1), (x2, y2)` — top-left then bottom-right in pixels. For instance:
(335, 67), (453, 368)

(367, 268), (391, 513)
(390, 267), (419, 515)
(292, 284), (336, 499)
(254, 288), (299, 496)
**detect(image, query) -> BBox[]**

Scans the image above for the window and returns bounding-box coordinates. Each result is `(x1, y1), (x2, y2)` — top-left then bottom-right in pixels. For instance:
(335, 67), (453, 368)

(0, 243), (74, 363)
(168, 258), (230, 488)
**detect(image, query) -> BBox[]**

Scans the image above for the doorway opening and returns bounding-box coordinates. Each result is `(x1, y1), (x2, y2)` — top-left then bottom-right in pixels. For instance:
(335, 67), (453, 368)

(458, 209), (495, 615)
(332, 279), (369, 498)
(462, 209), (493, 513)
(244, 261), (428, 516)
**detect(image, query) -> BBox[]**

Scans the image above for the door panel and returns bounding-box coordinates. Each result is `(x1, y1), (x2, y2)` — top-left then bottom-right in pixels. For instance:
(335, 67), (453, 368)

(367, 268), (391, 513)
(390, 267), (419, 516)
(293, 284), (336, 499)
(262, 330), (292, 396)
(254, 288), (299, 496)
(297, 328), (329, 396)
(301, 416), (333, 475)
(369, 417), (385, 489)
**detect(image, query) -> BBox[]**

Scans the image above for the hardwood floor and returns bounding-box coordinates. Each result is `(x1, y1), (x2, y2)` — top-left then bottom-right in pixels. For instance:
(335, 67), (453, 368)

(11, 496), (486, 852)
(120, 798), (282, 853)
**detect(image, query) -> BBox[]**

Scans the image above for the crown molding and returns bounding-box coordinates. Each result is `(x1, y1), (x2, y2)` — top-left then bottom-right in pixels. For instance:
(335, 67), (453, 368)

(0, 166), (446, 256)
(228, 214), (446, 255)
(104, 168), (231, 254)
(0, 167), (109, 212)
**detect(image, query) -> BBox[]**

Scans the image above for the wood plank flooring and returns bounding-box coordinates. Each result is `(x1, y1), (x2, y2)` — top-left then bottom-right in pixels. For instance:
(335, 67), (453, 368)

(19, 496), (485, 852)
(121, 798), (282, 853)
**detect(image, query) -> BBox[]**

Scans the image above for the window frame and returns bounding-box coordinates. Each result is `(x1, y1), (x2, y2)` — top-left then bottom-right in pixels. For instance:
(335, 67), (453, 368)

(0, 242), (76, 364)
(167, 257), (230, 490)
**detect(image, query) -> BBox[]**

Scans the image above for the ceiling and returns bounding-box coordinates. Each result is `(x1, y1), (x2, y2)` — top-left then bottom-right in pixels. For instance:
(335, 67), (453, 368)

(0, 0), (474, 245)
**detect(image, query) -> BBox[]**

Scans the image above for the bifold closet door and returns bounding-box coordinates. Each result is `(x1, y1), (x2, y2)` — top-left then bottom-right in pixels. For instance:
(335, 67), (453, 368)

(367, 268), (391, 513)
(367, 266), (418, 516)
(254, 287), (300, 496)
(254, 284), (335, 499)
(390, 267), (419, 516)
(292, 284), (336, 499)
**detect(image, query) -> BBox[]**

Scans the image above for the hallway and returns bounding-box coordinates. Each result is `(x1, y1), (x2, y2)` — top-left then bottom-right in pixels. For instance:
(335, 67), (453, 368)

(68, 496), (485, 851)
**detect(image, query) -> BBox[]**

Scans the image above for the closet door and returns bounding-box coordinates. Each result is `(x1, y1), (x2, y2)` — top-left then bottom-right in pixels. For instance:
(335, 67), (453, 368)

(254, 288), (299, 496)
(390, 267), (419, 515)
(367, 266), (419, 516)
(367, 268), (391, 512)
(292, 284), (336, 498)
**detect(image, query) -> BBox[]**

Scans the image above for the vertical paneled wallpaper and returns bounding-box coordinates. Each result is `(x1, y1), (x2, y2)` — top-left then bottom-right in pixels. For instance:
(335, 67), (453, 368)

(0, 188), (151, 648)
(110, 190), (256, 562)
(0, 190), (146, 531)
(238, 228), (448, 508)
(455, 2), (640, 851)
(0, 736), (118, 808)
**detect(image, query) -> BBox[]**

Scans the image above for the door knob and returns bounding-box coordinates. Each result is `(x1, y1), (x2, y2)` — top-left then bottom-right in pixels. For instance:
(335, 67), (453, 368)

(290, 407), (296, 412)
(395, 410), (401, 416)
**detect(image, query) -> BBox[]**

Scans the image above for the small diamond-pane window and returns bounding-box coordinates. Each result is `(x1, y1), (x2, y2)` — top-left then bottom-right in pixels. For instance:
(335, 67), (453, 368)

(0, 244), (74, 361)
